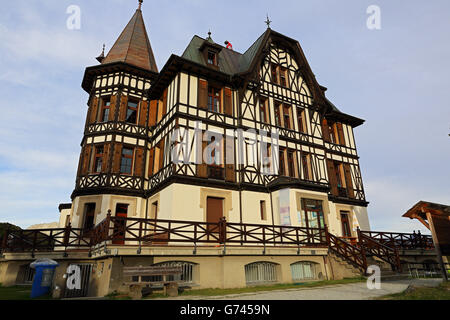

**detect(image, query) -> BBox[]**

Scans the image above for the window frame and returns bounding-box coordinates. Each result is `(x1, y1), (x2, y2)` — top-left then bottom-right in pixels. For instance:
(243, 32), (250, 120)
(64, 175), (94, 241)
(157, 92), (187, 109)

(93, 145), (104, 174)
(125, 100), (139, 124)
(207, 86), (221, 113)
(120, 147), (134, 175)
(100, 97), (111, 123)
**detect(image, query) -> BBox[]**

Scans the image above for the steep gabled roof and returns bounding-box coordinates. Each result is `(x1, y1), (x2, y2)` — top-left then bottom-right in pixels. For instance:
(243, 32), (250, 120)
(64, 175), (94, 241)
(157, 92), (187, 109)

(156, 28), (365, 127)
(102, 8), (158, 73)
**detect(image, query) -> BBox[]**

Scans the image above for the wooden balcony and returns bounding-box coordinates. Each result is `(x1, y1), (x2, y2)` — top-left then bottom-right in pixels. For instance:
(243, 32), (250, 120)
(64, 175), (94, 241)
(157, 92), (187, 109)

(1, 215), (328, 255)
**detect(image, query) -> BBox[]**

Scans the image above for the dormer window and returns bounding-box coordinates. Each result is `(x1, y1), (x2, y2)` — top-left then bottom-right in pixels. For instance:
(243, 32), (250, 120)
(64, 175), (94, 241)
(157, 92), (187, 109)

(207, 51), (217, 65)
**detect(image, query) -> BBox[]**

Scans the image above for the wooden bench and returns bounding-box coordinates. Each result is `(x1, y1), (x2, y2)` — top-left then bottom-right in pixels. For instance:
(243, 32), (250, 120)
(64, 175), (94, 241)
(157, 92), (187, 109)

(123, 266), (183, 299)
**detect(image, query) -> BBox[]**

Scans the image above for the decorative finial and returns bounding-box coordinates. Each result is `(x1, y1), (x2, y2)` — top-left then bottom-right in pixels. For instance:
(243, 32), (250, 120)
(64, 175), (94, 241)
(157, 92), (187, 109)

(96, 43), (106, 63)
(265, 14), (272, 29)
(207, 30), (212, 39)
(138, 0), (143, 10)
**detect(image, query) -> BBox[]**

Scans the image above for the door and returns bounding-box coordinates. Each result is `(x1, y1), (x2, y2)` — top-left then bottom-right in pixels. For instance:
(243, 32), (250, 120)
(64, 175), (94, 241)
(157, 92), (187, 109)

(113, 204), (128, 245)
(207, 197), (223, 238)
(340, 212), (352, 238)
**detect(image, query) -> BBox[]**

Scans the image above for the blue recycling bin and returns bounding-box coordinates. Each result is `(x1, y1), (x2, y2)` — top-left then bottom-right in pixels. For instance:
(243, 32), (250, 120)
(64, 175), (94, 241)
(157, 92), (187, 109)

(30, 259), (59, 299)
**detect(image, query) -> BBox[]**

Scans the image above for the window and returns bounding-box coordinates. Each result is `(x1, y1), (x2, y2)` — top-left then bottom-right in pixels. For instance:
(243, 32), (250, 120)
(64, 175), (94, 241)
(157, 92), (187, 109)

(283, 104), (291, 129)
(279, 147), (286, 176)
(207, 51), (217, 65)
(126, 100), (138, 124)
(100, 98), (111, 123)
(83, 203), (96, 230)
(291, 262), (318, 281)
(260, 201), (267, 220)
(93, 145), (104, 173)
(245, 262), (278, 285)
(280, 67), (288, 87)
(297, 108), (306, 133)
(301, 153), (311, 180)
(120, 147), (134, 174)
(334, 162), (347, 197)
(207, 87), (221, 113)
(259, 98), (267, 123)
(271, 63), (278, 84)
(274, 102), (282, 127)
(301, 199), (325, 229)
(287, 150), (296, 177)
(340, 212), (352, 238)
(328, 122), (337, 144)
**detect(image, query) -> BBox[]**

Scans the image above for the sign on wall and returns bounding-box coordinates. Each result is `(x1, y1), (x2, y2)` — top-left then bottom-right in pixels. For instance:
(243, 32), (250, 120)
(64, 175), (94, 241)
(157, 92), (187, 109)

(279, 189), (292, 227)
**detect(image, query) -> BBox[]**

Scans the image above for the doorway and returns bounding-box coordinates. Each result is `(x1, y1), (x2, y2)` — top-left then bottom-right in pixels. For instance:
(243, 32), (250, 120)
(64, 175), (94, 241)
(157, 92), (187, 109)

(206, 197), (224, 237)
(112, 204), (128, 245)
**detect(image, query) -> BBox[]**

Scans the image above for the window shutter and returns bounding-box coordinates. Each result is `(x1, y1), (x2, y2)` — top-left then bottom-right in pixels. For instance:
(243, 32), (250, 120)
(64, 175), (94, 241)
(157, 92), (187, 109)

(113, 143), (123, 174)
(223, 88), (233, 116)
(109, 95), (117, 121)
(119, 95), (128, 122)
(343, 164), (355, 198)
(82, 145), (92, 175)
(162, 89), (168, 115)
(148, 148), (155, 176)
(102, 143), (111, 172)
(225, 136), (235, 182)
(158, 139), (165, 171)
(89, 97), (99, 124)
(198, 79), (208, 109)
(326, 159), (338, 196)
(337, 123), (346, 146)
(139, 101), (148, 127)
(197, 140), (208, 178)
(148, 100), (158, 127)
(322, 119), (331, 142)
(134, 147), (145, 177)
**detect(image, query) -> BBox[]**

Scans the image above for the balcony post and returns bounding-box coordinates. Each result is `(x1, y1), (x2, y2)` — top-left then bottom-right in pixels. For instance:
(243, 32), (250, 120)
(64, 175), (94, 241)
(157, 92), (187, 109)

(219, 217), (227, 244)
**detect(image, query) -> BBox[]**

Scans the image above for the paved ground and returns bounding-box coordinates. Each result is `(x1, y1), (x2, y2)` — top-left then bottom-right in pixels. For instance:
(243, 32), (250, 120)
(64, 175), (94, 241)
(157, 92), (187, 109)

(163, 279), (443, 300)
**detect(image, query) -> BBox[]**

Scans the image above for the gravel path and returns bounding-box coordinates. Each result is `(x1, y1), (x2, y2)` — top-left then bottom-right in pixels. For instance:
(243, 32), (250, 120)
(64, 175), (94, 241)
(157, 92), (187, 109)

(165, 279), (442, 300)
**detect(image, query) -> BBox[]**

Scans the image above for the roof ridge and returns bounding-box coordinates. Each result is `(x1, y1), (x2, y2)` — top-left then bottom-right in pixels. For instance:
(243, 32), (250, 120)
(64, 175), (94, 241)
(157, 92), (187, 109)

(123, 10), (140, 65)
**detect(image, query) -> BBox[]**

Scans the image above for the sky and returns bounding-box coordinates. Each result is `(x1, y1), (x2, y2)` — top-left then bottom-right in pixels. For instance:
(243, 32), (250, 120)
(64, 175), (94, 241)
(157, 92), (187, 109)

(0, 0), (449, 233)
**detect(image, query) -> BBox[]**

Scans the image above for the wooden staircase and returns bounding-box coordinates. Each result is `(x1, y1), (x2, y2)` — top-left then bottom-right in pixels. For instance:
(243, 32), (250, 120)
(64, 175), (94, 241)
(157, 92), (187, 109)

(326, 229), (403, 276)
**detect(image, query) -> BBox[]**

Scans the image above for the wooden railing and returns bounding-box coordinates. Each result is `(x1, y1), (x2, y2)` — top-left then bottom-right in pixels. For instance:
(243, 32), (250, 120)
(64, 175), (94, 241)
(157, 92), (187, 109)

(87, 214), (328, 248)
(358, 230), (402, 272)
(1, 224), (91, 255)
(327, 231), (367, 272)
(360, 230), (434, 250)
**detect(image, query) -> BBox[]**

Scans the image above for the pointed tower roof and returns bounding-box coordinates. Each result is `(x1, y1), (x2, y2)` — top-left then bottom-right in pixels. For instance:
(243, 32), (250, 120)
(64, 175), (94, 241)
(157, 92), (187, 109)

(102, 5), (158, 72)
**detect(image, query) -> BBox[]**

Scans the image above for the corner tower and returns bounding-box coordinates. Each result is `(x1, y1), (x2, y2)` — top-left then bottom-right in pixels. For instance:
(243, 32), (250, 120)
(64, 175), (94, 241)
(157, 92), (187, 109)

(69, 2), (158, 230)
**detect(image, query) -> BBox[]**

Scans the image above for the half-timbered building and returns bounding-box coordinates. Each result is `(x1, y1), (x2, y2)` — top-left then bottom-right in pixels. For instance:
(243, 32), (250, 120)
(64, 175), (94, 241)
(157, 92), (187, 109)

(68, 5), (370, 242)
(8, 3), (427, 298)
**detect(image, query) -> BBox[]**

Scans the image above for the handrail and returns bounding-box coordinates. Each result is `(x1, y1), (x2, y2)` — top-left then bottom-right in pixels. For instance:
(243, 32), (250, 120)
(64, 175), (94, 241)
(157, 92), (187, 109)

(327, 231), (367, 272)
(358, 230), (402, 272)
(360, 230), (434, 250)
(87, 214), (328, 248)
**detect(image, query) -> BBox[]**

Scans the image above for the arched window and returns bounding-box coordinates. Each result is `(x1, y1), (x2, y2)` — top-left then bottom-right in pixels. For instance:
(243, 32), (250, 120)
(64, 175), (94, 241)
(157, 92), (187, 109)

(291, 261), (318, 281)
(245, 262), (278, 285)
(147, 261), (196, 284)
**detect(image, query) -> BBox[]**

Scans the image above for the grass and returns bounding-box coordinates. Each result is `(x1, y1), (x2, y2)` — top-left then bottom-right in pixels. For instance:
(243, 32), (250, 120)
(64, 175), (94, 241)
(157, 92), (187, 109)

(144, 277), (366, 299)
(0, 284), (52, 300)
(379, 282), (450, 300)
